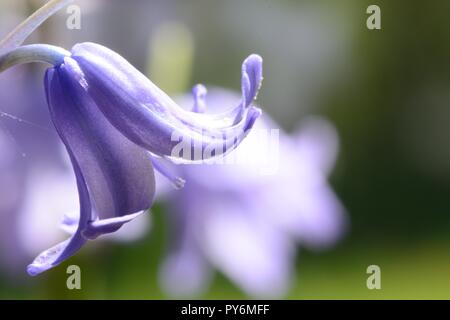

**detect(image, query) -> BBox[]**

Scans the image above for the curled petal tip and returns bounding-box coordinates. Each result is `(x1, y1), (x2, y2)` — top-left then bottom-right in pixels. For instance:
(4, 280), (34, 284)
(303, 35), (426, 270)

(81, 212), (146, 240)
(244, 54), (263, 66)
(244, 107), (262, 132)
(241, 54), (263, 108)
(26, 256), (56, 276)
(26, 237), (81, 276)
(26, 265), (40, 277)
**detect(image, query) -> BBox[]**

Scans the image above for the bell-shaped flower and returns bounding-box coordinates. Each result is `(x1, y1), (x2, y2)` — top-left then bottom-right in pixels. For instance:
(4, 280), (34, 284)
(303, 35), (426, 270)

(10, 43), (263, 276)
(0, 0), (262, 276)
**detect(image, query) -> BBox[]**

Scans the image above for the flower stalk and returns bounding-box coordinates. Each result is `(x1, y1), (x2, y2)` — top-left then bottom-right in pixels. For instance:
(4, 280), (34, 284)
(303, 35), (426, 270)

(0, 0), (73, 55)
(0, 44), (70, 73)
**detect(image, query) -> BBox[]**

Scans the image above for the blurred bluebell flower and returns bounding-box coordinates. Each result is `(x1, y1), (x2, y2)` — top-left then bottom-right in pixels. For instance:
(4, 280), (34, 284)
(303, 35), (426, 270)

(158, 89), (346, 297)
(0, 129), (25, 272)
(16, 43), (262, 275)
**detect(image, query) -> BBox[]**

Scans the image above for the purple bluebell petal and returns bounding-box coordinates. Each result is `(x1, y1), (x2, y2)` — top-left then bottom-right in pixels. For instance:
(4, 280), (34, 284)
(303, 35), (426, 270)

(28, 60), (156, 275)
(235, 54), (264, 124)
(69, 43), (262, 160)
(51, 58), (156, 226)
(82, 211), (144, 240)
(241, 54), (263, 107)
(60, 211), (78, 235)
(27, 149), (89, 276)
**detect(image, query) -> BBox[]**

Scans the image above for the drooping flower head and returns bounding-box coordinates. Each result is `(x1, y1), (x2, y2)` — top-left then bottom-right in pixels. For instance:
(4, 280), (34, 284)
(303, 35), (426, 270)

(21, 44), (261, 276)
(0, 1), (263, 276)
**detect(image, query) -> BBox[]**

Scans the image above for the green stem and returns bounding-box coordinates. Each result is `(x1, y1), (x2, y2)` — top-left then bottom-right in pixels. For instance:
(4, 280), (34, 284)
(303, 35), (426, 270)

(0, 0), (74, 55)
(0, 44), (70, 73)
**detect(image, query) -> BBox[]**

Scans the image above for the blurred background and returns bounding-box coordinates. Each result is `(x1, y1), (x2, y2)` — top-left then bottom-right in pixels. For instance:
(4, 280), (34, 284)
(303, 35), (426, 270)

(1, 0), (450, 299)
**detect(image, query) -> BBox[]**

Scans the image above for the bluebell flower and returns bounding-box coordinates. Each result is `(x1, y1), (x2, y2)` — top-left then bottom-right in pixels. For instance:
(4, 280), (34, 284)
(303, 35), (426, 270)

(0, 1), (262, 276)
(0, 108), (150, 277)
(0, 62), (144, 280)
(14, 43), (261, 276)
(0, 63), (149, 275)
